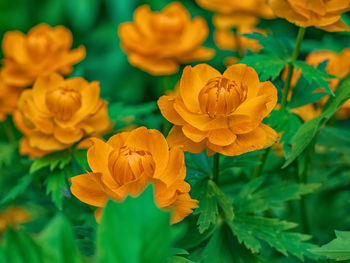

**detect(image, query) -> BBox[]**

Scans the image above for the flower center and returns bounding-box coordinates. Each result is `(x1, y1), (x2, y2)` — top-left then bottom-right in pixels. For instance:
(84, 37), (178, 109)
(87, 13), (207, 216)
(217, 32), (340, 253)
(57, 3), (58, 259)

(45, 86), (82, 121)
(108, 146), (155, 186)
(198, 77), (247, 118)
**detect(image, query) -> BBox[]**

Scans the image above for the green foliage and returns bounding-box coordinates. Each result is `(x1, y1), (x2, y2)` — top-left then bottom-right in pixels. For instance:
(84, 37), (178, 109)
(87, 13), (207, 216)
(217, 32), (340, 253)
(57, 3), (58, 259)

(193, 180), (234, 233)
(1, 173), (34, 204)
(317, 126), (350, 152)
(0, 141), (15, 168)
(30, 150), (73, 174)
(239, 33), (291, 81)
(291, 60), (335, 95)
(284, 75), (350, 167)
(310, 231), (350, 261)
(97, 186), (175, 263)
(45, 169), (68, 210)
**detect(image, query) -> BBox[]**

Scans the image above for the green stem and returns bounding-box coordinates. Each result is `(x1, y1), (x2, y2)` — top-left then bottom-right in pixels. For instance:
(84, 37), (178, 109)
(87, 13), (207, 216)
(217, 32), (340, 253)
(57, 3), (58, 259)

(280, 27), (306, 109)
(4, 117), (16, 147)
(212, 153), (220, 184)
(252, 148), (270, 179)
(299, 159), (310, 234)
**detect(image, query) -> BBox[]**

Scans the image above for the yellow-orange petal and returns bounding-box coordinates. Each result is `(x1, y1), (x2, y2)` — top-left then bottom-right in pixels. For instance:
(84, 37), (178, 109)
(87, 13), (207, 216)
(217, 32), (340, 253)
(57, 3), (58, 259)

(171, 193), (198, 224)
(208, 128), (237, 146)
(70, 172), (107, 207)
(182, 124), (207, 143)
(157, 96), (186, 125)
(167, 126), (206, 153)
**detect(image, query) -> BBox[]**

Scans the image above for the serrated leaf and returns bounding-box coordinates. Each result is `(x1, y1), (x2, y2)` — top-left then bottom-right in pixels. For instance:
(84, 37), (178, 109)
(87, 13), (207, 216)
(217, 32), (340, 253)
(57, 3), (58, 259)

(243, 33), (290, 58)
(310, 231), (350, 261)
(193, 180), (234, 233)
(30, 150), (72, 174)
(284, 75), (350, 168)
(239, 54), (288, 81)
(228, 215), (316, 260)
(292, 60), (335, 95)
(1, 173), (34, 204)
(45, 170), (67, 210)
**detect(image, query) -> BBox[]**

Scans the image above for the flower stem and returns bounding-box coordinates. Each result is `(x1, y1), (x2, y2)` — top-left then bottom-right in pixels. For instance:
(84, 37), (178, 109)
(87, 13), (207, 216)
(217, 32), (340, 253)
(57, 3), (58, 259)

(252, 148), (270, 179)
(4, 117), (16, 147)
(298, 159), (310, 234)
(212, 153), (220, 184)
(280, 27), (306, 109)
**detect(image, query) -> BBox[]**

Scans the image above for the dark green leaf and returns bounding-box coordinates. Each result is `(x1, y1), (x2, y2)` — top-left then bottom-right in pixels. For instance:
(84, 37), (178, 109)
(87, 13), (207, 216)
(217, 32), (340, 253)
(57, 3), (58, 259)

(30, 150), (72, 174)
(1, 173), (34, 204)
(0, 142), (15, 168)
(45, 169), (68, 210)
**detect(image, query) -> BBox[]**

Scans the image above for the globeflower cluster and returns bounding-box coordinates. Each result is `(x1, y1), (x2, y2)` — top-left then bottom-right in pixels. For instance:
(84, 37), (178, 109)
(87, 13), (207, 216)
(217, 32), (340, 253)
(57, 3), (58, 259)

(70, 127), (198, 224)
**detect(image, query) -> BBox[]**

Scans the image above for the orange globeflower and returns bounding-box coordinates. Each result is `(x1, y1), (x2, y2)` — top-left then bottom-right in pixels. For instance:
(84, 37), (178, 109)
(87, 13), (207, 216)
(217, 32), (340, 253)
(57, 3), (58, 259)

(158, 64), (278, 156)
(14, 72), (111, 158)
(268, 0), (350, 32)
(0, 73), (22, 121)
(70, 127), (198, 224)
(1, 23), (85, 87)
(118, 2), (215, 76)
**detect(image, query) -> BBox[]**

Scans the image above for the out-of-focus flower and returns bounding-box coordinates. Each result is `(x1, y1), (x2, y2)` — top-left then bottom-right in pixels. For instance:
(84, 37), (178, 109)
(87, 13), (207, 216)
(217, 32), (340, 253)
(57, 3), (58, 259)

(196, 0), (275, 30)
(158, 63), (278, 156)
(214, 27), (265, 53)
(14, 72), (111, 158)
(268, 0), (350, 32)
(118, 2), (215, 76)
(286, 49), (350, 120)
(1, 23), (85, 87)
(70, 127), (198, 224)
(0, 207), (30, 235)
(0, 72), (22, 121)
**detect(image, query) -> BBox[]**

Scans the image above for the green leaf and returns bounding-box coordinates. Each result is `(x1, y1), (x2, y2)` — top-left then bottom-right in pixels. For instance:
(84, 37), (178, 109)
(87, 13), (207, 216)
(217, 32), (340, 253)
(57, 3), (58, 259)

(97, 185), (174, 263)
(30, 150), (73, 174)
(266, 109), (302, 157)
(243, 32), (290, 58)
(0, 142), (15, 168)
(193, 180), (234, 233)
(1, 173), (34, 204)
(317, 126), (350, 152)
(168, 256), (194, 263)
(283, 75), (350, 168)
(45, 169), (68, 210)
(37, 214), (84, 263)
(228, 215), (316, 260)
(201, 224), (262, 263)
(309, 231), (350, 261)
(292, 60), (335, 95)
(1, 228), (44, 263)
(239, 54), (288, 81)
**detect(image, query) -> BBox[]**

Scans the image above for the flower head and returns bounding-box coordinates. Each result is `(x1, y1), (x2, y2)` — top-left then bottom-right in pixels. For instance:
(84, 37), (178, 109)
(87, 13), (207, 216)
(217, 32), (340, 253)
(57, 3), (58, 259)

(0, 207), (30, 235)
(268, 0), (350, 32)
(1, 23), (85, 87)
(14, 72), (111, 158)
(158, 64), (278, 156)
(118, 2), (214, 75)
(70, 127), (198, 224)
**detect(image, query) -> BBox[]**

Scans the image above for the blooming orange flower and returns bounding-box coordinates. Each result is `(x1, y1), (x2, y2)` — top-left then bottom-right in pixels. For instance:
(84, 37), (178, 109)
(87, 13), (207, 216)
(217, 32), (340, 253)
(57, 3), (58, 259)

(70, 127), (198, 224)
(14, 72), (111, 158)
(158, 64), (278, 156)
(0, 72), (22, 121)
(1, 23), (85, 87)
(268, 0), (350, 32)
(118, 2), (215, 75)
(0, 207), (30, 235)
